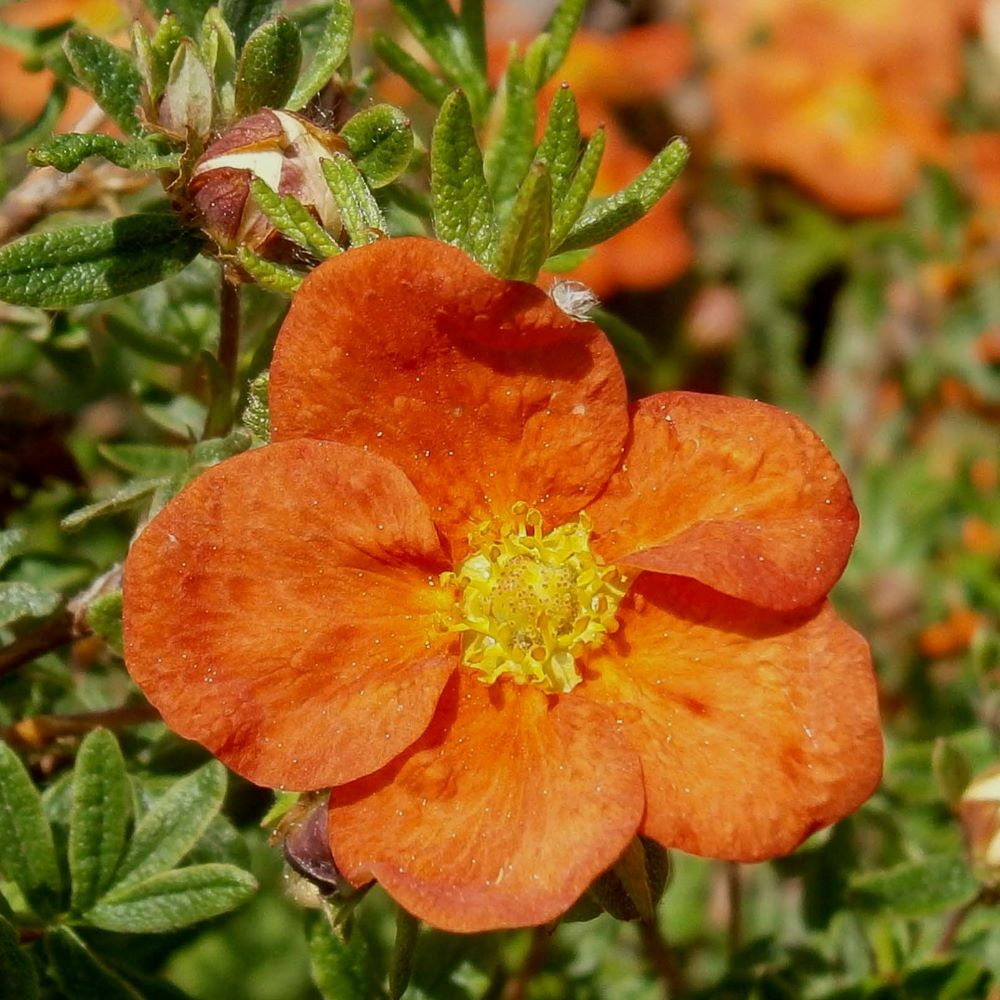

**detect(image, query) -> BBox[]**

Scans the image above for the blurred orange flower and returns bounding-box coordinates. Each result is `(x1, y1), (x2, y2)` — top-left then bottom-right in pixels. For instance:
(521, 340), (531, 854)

(124, 238), (881, 932)
(695, 0), (966, 214)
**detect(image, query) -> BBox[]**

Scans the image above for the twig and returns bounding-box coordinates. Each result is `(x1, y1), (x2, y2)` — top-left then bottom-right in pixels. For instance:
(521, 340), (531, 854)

(0, 610), (76, 680)
(934, 889), (990, 955)
(2, 702), (161, 750)
(501, 926), (551, 1000)
(218, 270), (241, 389)
(638, 917), (686, 999)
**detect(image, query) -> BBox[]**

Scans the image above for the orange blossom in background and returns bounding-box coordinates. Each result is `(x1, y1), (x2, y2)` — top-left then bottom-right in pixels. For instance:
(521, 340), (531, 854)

(123, 238), (882, 933)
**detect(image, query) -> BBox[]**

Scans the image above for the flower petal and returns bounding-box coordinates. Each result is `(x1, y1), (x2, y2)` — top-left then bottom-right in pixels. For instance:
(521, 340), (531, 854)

(123, 439), (456, 790)
(587, 392), (858, 610)
(328, 673), (644, 932)
(581, 575), (882, 860)
(269, 237), (628, 557)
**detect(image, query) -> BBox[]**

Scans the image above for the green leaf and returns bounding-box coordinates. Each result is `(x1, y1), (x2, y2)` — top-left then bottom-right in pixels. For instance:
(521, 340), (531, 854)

(549, 125), (605, 248)
(157, 0), (215, 38)
(0, 214), (202, 309)
(458, 0), (486, 78)
(389, 908), (419, 1000)
(431, 90), (495, 264)
(287, 0), (353, 111)
(0, 19), (71, 56)
(220, 0), (283, 52)
(158, 39), (214, 139)
(321, 153), (386, 246)
(98, 444), (188, 478)
(0, 582), (61, 628)
(0, 741), (62, 918)
(542, 247), (591, 272)
(311, 918), (385, 1000)
(86, 592), (124, 655)
(933, 737), (972, 808)
(492, 161), (551, 280)
(140, 12), (186, 104)
(110, 760), (227, 890)
(389, 0), (488, 122)
(555, 137), (689, 253)
(0, 914), (38, 1000)
(45, 926), (144, 1000)
(63, 31), (144, 136)
(536, 84), (581, 206)
(236, 248), (304, 293)
(200, 7), (238, 122)
(234, 16), (302, 116)
(86, 863), (256, 933)
(484, 56), (536, 211)
(4, 82), (67, 155)
(540, 0), (587, 84)
(340, 105), (415, 189)
(60, 478), (167, 532)
(242, 370), (270, 441)
(849, 855), (980, 918)
(103, 314), (192, 364)
(188, 427), (253, 468)
(69, 729), (131, 914)
(0, 529), (27, 570)
(371, 32), (450, 109)
(588, 837), (669, 922)
(29, 134), (180, 173)
(249, 178), (341, 258)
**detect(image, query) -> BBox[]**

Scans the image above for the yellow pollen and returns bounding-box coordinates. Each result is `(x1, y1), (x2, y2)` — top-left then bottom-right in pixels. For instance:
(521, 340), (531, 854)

(438, 504), (629, 694)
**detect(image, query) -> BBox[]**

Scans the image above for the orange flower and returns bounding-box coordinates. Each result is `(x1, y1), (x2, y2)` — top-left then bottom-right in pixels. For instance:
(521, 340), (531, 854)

(696, 0), (964, 214)
(123, 238), (881, 932)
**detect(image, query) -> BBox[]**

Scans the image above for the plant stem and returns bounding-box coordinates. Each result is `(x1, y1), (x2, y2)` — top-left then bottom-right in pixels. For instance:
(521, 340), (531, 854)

(638, 917), (686, 999)
(0, 610), (75, 680)
(501, 926), (551, 1000)
(218, 269), (241, 392)
(934, 889), (990, 955)
(3, 702), (160, 749)
(726, 862), (743, 955)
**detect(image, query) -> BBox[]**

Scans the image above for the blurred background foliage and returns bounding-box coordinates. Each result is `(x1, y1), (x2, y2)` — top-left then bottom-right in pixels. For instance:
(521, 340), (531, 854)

(2, 0), (1000, 997)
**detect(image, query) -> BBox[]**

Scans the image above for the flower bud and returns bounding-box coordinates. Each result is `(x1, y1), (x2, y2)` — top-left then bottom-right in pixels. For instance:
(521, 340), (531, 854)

(189, 109), (346, 255)
(960, 765), (1000, 879)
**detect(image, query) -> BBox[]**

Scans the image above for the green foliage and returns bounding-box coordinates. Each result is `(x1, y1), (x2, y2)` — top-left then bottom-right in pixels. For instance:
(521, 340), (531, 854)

(483, 56), (536, 211)
(492, 160), (551, 280)
(234, 16), (302, 116)
(63, 31), (145, 136)
(28, 135), (180, 173)
(220, 0), (283, 52)
(311, 917), (385, 1000)
(249, 178), (342, 257)
(849, 856), (981, 918)
(341, 104), (415, 189)
(0, 215), (202, 309)
(321, 153), (386, 245)
(286, 0), (353, 111)
(0, 913), (39, 1000)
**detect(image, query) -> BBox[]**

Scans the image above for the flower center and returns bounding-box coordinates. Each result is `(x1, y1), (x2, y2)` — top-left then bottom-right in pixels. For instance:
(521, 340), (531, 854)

(440, 503), (628, 694)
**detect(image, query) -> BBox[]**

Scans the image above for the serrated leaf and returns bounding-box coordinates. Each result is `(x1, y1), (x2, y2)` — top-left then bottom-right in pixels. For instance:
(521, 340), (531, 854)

(556, 137), (689, 253)
(86, 592), (124, 655)
(234, 16), (302, 116)
(0, 529), (27, 570)
(159, 39), (214, 139)
(550, 125), (605, 248)
(98, 444), (188, 478)
(431, 90), (495, 264)
(45, 926), (144, 1000)
(371, 32), (450, 108)
(236, 247), (304, 293)
(4, 82), (67, 155)
(0, 582), (61, 628)
(29, 134), (180, 173)
(110, 760), (227, 890)
(86, 863), (256, 933)
(321, 153), (385, 246)
(341, 105), (414, 189)
(540, 0), (587, 85)
(389, 0), (488, 122)
(69, 729), (131, 913)
(61, 478), (167, 532)
(0, 741), (62, 918)
(287, 0), (353, 110)
(0, 214), (202, 309)
(536, 85), (581, 206)
(221, 0), (283, 51)
(849, 855), (980, 918)
(311, 918), (385, 1000)
(484, 56), (536, 211)
(201, 7), (238, 121)
(249, 178), (341, 258)
(492, 161), (551, 280)
(0, 913), (38, 1000)
(64, 31), (144, 136)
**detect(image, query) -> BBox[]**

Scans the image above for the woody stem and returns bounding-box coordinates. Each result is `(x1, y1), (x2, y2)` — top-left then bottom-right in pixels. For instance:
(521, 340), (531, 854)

(638, 917), (686, 999)
(219, 271), (241, 397)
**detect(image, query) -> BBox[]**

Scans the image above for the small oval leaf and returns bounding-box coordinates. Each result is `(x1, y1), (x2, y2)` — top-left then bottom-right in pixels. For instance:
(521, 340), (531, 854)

(340, 104), (414, 189)
(235, 16), (302, 116)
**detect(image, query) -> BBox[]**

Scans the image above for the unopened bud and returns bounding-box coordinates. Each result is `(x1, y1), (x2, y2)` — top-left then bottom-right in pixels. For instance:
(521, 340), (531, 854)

(960, 766), (1000, 878)
(190, 109), (346, 255)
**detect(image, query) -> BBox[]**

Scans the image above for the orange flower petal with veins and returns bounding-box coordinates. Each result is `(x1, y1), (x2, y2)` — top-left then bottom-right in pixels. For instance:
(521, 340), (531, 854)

(123, 439), (456, 790)
(270, 238), (628, 558)
(581, 575), (882, 860)
(587, 392), (858, 610)
(329, 673), (644, 932)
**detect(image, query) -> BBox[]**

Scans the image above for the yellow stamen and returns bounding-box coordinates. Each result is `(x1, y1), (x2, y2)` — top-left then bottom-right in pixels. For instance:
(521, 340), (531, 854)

(438, 505), (628, 694)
